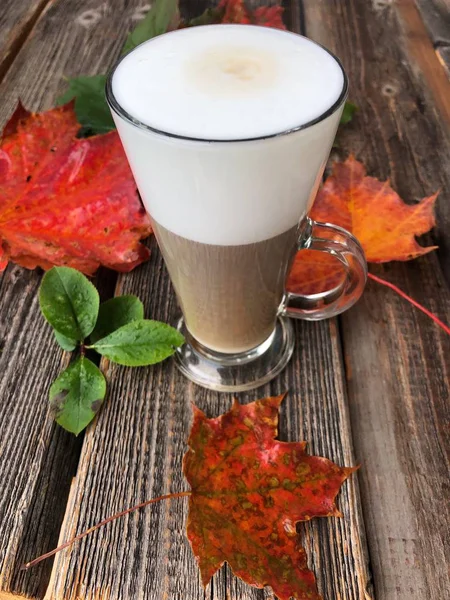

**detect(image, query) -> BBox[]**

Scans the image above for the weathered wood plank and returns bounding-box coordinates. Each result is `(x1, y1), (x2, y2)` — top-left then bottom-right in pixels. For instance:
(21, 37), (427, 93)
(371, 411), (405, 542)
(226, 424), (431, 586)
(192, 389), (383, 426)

(47, 238), (372, 600)
(396, 1), (450, 136)
(0, 266), (82, 600)
(303, 1), (450, 599)
(0, 0), (152, 596)
(45, 3), (372, 598)
(307, 1), (450, 281)
(414, 0), (450, 45)
(437, 46), (450, 77)
(0, 0), (51, 81)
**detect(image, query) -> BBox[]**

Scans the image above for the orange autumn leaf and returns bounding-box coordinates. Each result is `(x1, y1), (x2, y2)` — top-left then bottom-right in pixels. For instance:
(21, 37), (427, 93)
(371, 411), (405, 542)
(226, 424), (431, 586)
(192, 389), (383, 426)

(184, 394), (356, 600)
(0, 103), (152, 275)
(252, 5), (286, 29)
(288, 155), (438, 295)
(219, 0), (251, 24)
(218, 0), (286, 28)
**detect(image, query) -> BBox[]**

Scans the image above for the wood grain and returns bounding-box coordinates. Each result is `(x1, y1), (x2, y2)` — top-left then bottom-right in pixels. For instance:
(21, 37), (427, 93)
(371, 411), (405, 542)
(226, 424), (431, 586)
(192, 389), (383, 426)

(0, 0), (51, 82)
(302, 1), (450, 599)
(47, 237), (373, 600)
(1, 1), (448, 600)
(415, 0), (450, 45)
(397, 0), (450, 130)
(0, 266), (82, 600)
(437, 46), (450, 77)
(44, 4), (372, 598)
(0, 0), (148, 596)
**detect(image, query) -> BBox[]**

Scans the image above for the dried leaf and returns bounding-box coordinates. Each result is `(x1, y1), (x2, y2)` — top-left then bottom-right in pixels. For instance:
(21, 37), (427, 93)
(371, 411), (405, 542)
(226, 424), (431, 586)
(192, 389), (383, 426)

(251, 5), (286, 29)
(218, 0), (286, 28)
(0, 103), (152, 274)
(184, 395), (356, 600)
(288, 155), (438, 295)
(219, 0), (251, 24)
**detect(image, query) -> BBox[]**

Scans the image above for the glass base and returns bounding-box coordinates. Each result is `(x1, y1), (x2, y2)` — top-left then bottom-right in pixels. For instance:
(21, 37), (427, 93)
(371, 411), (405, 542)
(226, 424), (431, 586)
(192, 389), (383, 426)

(174, 317), (295, 392)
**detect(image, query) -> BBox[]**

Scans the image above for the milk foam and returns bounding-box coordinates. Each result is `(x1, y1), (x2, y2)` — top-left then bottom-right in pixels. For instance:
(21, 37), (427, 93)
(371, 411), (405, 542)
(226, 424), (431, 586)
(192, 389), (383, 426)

(113, 25), (344, 140)
(110, 25), (345, 245)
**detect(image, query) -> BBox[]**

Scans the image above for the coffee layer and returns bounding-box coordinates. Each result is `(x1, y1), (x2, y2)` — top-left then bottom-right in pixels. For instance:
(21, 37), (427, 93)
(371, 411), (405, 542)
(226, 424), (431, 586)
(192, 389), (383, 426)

(153, 220), (299, 354)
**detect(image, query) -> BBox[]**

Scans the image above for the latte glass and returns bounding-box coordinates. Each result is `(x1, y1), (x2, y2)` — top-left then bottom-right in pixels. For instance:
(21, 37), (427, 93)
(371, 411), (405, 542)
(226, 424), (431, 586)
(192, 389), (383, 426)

(107, 25), (367, 391)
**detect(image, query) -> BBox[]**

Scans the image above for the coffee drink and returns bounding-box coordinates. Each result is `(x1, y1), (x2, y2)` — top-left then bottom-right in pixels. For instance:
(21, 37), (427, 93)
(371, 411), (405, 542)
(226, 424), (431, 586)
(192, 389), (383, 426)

(109, 25), (345, 354)
(153, 220), (299, 353)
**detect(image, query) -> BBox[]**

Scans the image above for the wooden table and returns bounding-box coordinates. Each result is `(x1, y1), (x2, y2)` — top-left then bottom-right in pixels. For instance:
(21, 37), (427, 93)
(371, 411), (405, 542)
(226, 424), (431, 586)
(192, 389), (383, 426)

(0, 1), (449, 599)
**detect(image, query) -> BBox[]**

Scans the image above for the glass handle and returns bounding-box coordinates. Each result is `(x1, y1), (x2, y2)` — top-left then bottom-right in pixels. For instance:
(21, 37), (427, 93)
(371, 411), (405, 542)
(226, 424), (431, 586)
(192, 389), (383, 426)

(280, 218), (367, 321)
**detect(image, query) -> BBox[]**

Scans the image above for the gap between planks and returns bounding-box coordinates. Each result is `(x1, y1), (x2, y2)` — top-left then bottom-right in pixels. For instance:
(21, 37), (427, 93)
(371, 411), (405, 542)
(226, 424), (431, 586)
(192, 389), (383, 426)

(397, 0), (450, 123)
(0, 0), (53, 83)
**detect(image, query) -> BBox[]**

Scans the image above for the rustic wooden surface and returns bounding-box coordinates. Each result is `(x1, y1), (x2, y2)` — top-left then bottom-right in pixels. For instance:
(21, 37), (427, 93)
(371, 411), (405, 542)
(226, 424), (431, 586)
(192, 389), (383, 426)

(0, 1), (143, 598)
(414, 0), (450, 75)
(437, 46), (450, 77)
(304, 1), (450, 599)
(46, 249), (372, 600)
(0, 1), (448, 600)
(415, 0), (450, 45)
(0, 0), (51, 80)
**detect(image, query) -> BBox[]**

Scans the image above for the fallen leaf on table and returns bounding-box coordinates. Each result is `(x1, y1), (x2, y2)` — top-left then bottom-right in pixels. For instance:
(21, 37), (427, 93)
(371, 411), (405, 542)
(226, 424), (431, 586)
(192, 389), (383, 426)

(288, 155), (438, 295)
(184, 394), (356, 600)
(251, 4), (286, 29)
(0, 102), (152, 274)
(49, 356), (106, 436)
(56, 74), (115, 134)
(218, 0), (286, 28)
(122, 0), (180, 55)
(339, 101), (357, 125)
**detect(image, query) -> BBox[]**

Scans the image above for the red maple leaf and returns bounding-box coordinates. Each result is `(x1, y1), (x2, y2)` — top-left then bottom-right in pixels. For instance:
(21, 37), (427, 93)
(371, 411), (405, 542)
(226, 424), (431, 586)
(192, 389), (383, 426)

(287, 155), (438, 295)
(252, 5), (286, 29)
(219, 0), (251, 24)
(218, 0), (286, 28)
(184, 394), (356, 600)
(0, 103), (152, 274)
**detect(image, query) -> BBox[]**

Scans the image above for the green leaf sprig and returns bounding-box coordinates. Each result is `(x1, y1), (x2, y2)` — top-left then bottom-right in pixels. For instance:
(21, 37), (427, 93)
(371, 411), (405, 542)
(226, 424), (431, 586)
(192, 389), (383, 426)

(39, 267), (184, 435)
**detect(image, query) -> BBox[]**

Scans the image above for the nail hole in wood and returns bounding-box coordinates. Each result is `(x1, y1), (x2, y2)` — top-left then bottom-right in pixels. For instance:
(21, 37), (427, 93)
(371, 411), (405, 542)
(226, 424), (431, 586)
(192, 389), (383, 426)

(382, 83), (399, 97)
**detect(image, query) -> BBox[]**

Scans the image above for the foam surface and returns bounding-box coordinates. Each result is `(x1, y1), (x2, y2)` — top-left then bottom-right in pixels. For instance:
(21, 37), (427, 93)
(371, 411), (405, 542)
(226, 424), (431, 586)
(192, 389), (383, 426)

(112, 25), (344, 140)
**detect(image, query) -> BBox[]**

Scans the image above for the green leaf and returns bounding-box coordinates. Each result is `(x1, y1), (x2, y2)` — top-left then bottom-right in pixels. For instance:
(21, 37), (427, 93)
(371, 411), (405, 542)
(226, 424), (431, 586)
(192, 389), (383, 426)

(54, 330), (77, 352)
(91, 320), (185, 366)
(39, 267), (99, 341)
(188, 7), (222, 27)
(340, 101), (358, 125)
(122, 0), (179, 55)
(90, 295), (144, 343)
(56, 74), (115, 134)
(49, 357), (106, 435)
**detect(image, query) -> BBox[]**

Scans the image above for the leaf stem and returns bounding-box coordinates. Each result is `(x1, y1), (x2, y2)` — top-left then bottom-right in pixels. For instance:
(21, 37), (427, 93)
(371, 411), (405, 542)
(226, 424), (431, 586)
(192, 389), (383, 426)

(80, 343), (86, 356)
(368, 272), (450, 335)
(21, 490), (191, 570)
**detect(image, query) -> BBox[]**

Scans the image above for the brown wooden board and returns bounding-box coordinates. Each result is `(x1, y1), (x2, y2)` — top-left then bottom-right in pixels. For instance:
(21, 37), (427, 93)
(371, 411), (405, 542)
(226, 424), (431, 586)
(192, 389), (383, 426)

(44, 2), (372, 599)
(0, 270), (82, 600)
(415, 0), (450, 45)
(0, 0), (51, 81)
(303, 0), (450, 599)
(0, 0), (151, 597)
(437, 46), (450, 77)
(47, 238), (372, 600)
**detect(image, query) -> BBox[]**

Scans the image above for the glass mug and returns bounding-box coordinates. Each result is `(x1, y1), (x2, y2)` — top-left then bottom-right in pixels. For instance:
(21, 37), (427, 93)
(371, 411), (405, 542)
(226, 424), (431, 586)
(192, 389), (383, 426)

(106, 25), (367, 391)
